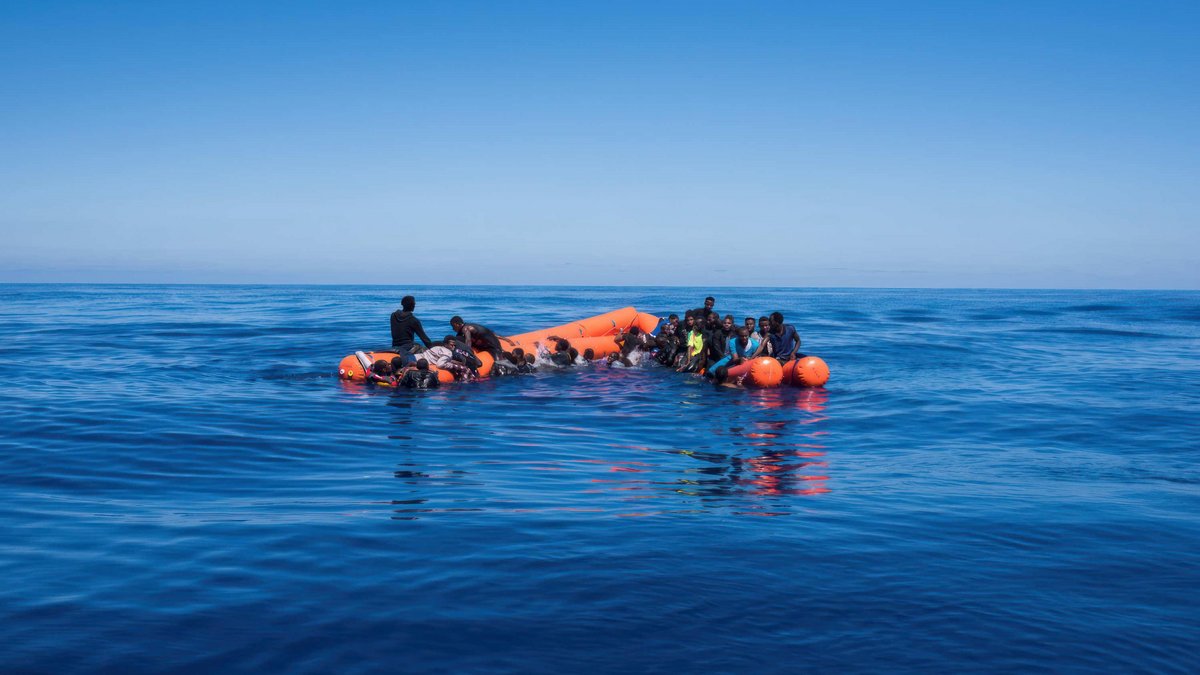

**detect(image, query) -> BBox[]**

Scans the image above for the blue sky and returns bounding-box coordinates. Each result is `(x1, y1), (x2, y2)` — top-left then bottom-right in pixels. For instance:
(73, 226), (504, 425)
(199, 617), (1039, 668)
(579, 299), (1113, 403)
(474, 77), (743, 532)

(1, 1), (1197, 288)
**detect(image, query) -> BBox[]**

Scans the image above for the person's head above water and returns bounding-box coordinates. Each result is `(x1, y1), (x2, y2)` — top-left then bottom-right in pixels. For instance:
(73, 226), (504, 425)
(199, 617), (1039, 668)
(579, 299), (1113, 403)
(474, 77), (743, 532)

(372, 359), (393, 375)
(524, 353), (535, 365)
(554, 338), (570, 352)
(416, 358), (429, 371)
(401, 295), (415, 312)
(628, 326), (640, 337)
(390, 356), (405, 371)
(583, 348), (595, 361)
(449, 316), (464, 331)
(568, 347), (579, 362)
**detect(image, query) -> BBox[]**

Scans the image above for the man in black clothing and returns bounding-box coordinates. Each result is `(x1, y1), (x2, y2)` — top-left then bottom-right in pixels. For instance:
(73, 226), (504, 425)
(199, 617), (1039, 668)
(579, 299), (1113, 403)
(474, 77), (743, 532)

(692, 296), (716, 322)
(443, 334), (484, 372)
(706, 314), (735, 366)
(390, 295), (435, 354)
(654, 321), (681, 366)
(450, 316), (515, 359)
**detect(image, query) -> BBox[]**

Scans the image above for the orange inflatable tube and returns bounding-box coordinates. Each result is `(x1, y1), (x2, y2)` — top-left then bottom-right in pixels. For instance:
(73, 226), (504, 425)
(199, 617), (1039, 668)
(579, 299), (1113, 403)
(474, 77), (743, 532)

(724, 357), (784, 387)
(631, 312), (661, 335)
(508, 307), (642, 350)
(569, 336), (622, 359)
(337, 351), (455, 384)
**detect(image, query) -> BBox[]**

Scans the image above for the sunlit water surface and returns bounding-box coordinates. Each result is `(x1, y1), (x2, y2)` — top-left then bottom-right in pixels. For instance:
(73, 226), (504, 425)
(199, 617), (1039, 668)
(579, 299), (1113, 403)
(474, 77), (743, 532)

(1, 285), (1198, 672)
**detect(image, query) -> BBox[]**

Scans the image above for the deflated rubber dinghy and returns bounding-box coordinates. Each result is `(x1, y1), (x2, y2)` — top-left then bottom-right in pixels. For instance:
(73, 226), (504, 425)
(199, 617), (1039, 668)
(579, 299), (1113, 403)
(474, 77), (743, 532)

(337, 307), (659, 383)
(337, 306), (830, 388)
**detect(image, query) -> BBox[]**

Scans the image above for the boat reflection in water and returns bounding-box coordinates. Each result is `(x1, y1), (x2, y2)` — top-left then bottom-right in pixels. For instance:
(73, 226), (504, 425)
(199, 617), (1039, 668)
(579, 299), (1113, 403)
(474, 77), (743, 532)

(377, 369), (833, 520)
(588, 386), (833, 518)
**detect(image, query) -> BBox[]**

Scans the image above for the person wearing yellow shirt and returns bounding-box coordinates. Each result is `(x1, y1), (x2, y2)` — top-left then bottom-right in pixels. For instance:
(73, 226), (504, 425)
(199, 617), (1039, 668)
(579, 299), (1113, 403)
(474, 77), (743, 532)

(677, 313), (706, 373)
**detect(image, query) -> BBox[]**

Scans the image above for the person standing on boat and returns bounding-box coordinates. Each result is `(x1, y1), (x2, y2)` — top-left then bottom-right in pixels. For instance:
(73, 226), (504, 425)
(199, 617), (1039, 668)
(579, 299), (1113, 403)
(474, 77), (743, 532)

(390, 296), (435, 360)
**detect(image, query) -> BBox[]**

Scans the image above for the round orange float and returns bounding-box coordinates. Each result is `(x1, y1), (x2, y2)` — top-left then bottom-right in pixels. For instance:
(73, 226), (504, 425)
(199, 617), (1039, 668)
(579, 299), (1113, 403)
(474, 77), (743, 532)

(746, 357), (783, 387)
(723, 357), (783, 387)
(783, 356), (830, 387)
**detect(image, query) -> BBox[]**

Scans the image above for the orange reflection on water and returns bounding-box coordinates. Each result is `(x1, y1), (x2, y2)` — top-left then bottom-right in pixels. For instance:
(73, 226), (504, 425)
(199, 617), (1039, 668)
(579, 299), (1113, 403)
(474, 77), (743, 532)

(732, 388), (833, 504)
(383, 383), (835, 519)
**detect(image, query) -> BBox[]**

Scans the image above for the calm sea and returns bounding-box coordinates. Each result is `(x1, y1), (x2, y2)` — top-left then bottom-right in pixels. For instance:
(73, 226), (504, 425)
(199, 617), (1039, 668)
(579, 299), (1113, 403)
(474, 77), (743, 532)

(1, 285), (1198, 673)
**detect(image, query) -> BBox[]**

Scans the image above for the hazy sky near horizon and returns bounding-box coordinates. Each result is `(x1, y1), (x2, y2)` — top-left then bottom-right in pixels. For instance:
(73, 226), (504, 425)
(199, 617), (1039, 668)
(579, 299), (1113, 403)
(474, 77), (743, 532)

(1, 1), (1197, 288)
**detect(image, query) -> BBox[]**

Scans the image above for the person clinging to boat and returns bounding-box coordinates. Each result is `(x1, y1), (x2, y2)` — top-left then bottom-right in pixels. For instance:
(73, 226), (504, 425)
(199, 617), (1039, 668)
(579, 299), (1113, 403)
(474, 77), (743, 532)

(614, 326), (650, 363)
(413, 336), (478, 381)
(450, 316), (516, 360)
(366, 358), (396, 385)
(395, 358), (440, 389)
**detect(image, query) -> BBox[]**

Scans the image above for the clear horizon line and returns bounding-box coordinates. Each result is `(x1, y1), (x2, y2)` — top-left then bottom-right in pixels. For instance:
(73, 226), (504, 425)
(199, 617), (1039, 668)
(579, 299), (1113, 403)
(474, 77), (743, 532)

(0, 281), (1196, 292)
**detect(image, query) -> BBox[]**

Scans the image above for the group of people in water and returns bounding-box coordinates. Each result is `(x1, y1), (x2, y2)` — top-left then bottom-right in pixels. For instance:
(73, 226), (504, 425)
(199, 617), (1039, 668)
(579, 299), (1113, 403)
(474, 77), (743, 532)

(365, 295), (803, 389)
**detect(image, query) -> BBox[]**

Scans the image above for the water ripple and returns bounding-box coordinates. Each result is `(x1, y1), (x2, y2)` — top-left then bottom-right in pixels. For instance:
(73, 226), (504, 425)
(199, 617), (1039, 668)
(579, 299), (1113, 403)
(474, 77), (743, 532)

(1, 285), (1198, 672)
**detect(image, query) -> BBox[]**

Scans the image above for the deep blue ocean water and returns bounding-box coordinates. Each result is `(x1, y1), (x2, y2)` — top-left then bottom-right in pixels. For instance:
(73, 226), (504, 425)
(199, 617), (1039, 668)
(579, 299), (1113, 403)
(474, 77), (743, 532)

(1, 285), (1198, 673)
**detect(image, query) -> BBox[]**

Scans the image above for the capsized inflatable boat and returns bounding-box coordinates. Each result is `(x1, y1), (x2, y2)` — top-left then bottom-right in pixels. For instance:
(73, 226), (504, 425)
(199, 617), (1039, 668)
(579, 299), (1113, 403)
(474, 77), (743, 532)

(337, 307), (659, 383)
(337, 306), (830, 388)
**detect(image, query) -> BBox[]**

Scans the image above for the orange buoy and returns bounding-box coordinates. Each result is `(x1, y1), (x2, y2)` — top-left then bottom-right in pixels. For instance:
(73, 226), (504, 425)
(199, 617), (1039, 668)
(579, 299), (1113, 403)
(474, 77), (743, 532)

(785, 356), (830, 387)
(745, 357), (783, 387)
